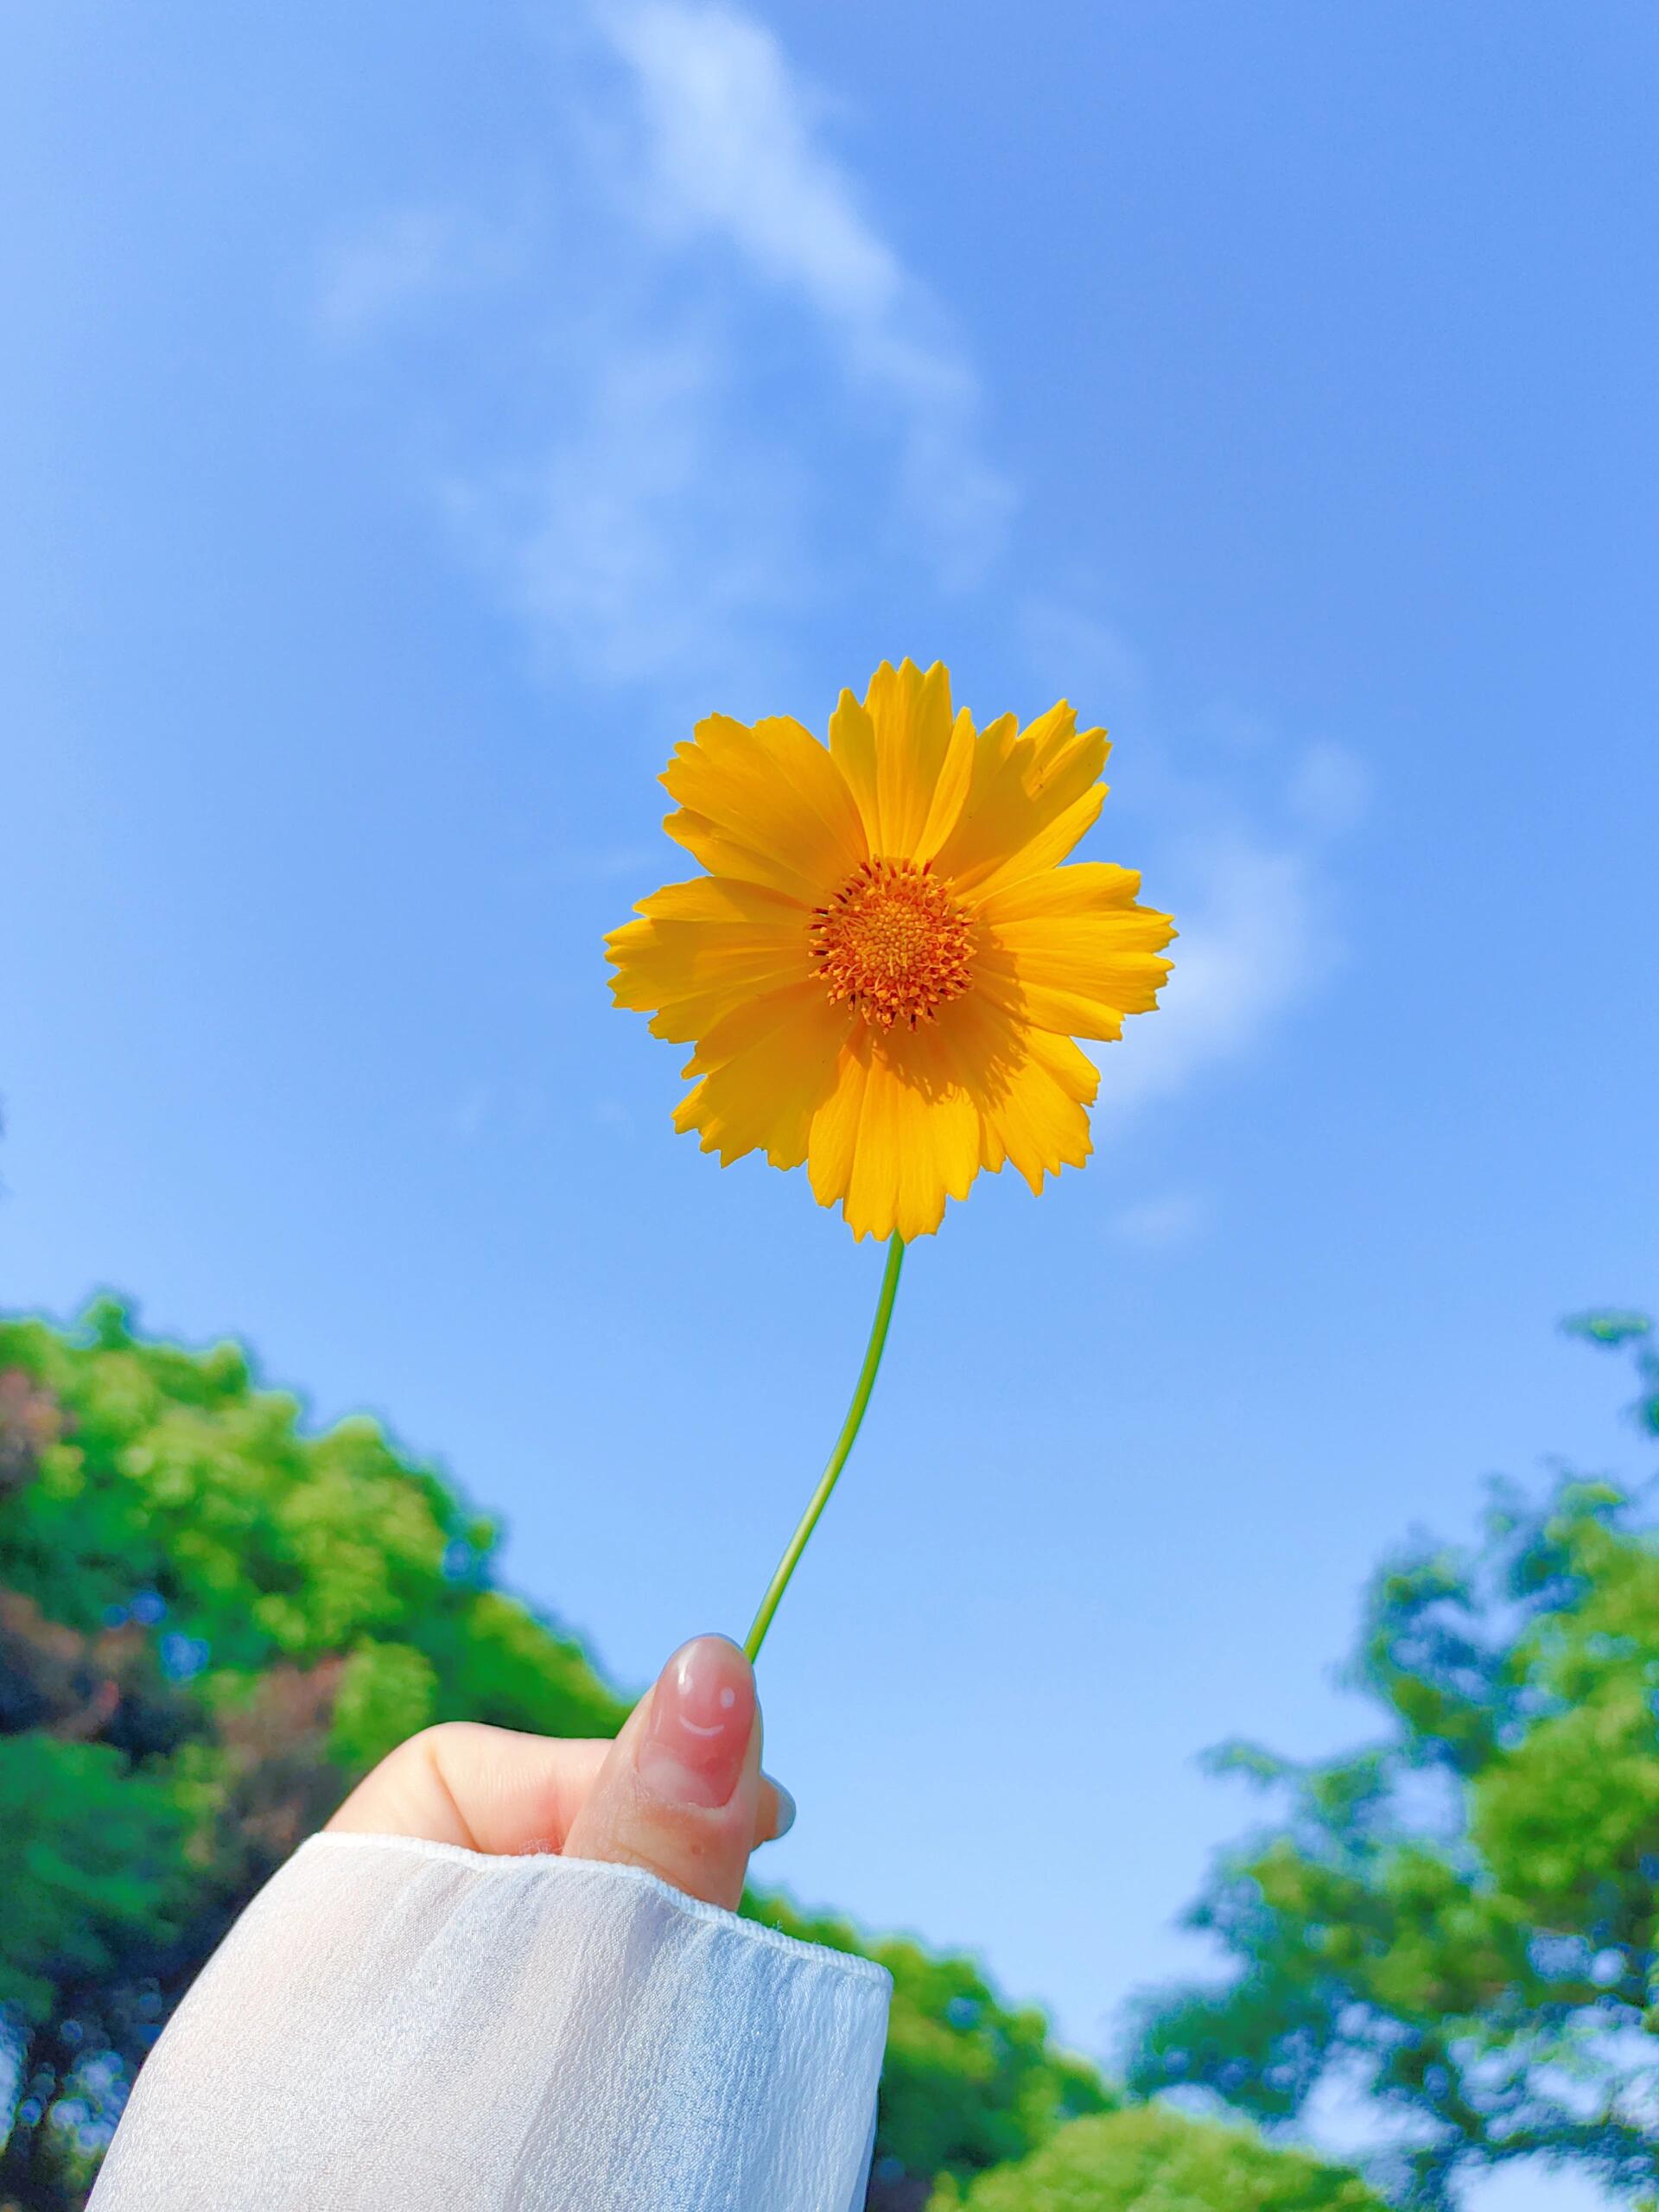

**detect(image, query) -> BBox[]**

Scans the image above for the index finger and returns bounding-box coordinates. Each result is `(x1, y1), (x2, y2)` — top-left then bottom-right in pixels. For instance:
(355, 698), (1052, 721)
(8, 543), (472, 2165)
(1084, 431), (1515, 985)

(327, 1724), (791, 1858)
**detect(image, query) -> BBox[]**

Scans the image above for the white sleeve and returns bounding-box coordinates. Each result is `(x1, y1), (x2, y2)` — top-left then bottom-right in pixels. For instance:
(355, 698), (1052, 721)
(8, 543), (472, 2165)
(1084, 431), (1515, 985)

(90, 1831), (891, 2212)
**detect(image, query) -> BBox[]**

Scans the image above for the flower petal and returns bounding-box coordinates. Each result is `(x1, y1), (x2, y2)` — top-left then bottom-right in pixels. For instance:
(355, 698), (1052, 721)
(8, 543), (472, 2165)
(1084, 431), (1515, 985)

(827, 660), (957, 860)
(683, 976), (838, 1076)
(751, 713), (869, 865)
(975, 860), (1146, 925)
(977, 905), (1176, 1040)
(1023, 699), (1103, 791)
(828, 690), (880, 851)
(807, 1024), (981, 1241)
(912, 708), (979, 863)
(673, 983), (851, 1169)
(965, 782), (1107, 902)
(868, 658), (957, 859)
(633, 875), (807, 925)
(805, 1027), (873, 1218)
(934, 703), (1111, 897)
(664, 808), (825, 902)
(606, 890), (816, 1046)
(998, 1030), (1099, 1191)
(931, 995), (1097, 1193)
(662, 712), (865, 899)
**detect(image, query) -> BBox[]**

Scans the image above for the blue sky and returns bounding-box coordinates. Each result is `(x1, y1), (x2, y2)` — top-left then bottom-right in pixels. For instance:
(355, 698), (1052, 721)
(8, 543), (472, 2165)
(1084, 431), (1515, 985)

(4, 5), (1657, 2203)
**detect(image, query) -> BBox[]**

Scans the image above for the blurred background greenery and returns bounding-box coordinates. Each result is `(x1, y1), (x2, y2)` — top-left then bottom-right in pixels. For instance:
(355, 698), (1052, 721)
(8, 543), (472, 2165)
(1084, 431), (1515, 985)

(1, 1301), (1653, 2209)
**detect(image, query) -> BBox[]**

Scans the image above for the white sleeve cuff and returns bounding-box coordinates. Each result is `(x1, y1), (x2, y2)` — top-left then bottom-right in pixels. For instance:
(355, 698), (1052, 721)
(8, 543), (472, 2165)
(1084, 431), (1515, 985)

(91, 1831), (892, 2212)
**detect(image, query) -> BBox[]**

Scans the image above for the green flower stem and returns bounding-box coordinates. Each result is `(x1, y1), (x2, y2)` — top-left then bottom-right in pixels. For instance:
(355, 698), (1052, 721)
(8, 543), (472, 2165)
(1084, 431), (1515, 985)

(743, 1232), (906, 1665)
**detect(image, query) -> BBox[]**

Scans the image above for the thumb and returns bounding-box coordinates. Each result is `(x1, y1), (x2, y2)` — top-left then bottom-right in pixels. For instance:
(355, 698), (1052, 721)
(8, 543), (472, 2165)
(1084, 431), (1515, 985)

(563, 1635), (763, 1911)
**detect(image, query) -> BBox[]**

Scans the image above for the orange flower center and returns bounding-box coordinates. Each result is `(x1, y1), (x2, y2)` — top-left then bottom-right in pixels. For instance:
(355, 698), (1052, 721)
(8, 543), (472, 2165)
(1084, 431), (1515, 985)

(810, 858), (974, 1031)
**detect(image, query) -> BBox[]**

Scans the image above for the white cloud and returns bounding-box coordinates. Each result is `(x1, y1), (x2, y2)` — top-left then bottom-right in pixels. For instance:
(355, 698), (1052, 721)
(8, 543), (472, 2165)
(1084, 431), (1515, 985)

(595, 0), (902, 321)
(591, 0), (1013, 583)
(1026, 588), (1380, 1115)
(316, 0), (1011, 690)
(1092, 832), (1340, 1115)
(1021, 596), (1368, 1116)
(315, 6), (1372, 1126)
(445, 321), (807, 697)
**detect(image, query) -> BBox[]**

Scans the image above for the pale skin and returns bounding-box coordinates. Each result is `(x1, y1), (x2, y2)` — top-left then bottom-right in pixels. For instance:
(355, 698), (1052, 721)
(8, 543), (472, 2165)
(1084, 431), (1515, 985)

(327, 1635), (792, 1913)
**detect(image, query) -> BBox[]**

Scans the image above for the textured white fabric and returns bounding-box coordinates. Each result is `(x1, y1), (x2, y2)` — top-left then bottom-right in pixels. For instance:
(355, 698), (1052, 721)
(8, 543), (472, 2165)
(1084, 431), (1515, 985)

(91, 1832), (891, 2212)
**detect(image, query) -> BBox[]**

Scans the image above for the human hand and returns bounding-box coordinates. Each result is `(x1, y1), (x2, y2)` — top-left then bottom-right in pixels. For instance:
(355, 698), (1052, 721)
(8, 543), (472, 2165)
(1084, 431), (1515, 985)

(326, 1635), (791, 1912)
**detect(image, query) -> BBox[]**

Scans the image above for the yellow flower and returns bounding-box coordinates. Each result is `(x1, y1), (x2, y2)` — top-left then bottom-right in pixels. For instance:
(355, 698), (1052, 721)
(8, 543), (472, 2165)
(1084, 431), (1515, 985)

(606, 659), (1175, 1242)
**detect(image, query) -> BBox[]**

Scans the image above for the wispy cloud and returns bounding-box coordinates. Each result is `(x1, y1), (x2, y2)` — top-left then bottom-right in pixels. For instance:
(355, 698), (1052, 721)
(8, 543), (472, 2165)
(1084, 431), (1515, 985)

(1024, 594), (1368, 1116)
(596, 1), (904, 319)
(444, 321), (809, 696)
(315, 0), (1008, 693)
(317, 3), (1372, 1120)
(591, 0), (1014, 586)
(1092, 830), (1342, 1116)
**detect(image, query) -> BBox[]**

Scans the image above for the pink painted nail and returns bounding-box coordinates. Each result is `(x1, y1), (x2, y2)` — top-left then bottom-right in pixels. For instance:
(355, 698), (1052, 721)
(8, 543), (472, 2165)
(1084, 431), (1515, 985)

(636, 1637), (755, 1809)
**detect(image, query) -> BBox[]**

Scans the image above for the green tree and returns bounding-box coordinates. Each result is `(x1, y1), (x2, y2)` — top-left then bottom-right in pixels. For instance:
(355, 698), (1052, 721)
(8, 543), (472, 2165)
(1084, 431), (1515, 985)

(1, 1300), (1108, 2210)
(0, 1298), (626, 2205)
(755, 1900), (1113, 2207)
(1129, 1316), (1659, 2208)
(927, 2108), (1385, 2210)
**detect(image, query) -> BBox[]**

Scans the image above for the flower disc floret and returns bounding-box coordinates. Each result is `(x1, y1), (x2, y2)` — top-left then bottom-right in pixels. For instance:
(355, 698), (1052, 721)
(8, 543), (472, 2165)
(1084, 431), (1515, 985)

(811, 858), (973, 1032)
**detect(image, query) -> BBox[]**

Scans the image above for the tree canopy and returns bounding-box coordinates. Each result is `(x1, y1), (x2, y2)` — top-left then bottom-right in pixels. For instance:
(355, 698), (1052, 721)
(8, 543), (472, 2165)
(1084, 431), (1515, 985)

(0, 1299), (1112, 2210)
(1128, 1315), (1659, 2207)
(929, 2107), (1388, 2211)
(12, 1296), (1650, 2209)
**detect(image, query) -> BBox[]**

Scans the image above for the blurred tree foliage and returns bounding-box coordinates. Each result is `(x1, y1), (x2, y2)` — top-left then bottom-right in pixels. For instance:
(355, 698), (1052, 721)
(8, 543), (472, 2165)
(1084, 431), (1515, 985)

(0, 1301), (1108, 2211)
(1129, 1315), (1659, 2209)
(10, 1300), (1651, 2212)
(753, 1900), (1114, 2208)
(928, 2107), (1387, 2210)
